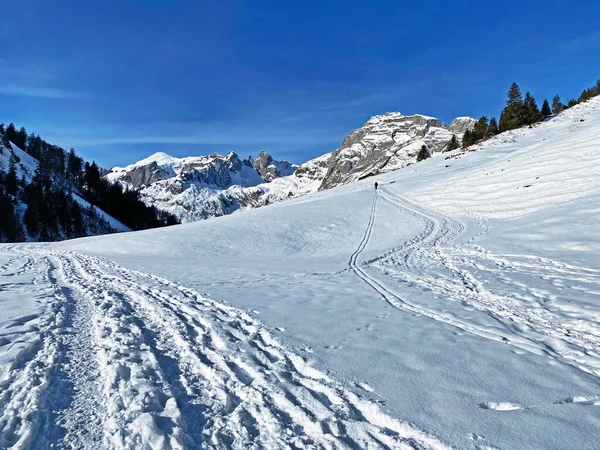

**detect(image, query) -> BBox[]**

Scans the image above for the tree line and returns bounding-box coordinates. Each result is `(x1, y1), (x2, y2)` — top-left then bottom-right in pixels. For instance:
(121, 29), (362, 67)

(0, 123), (178, 242)
(444, 78), (600, 150)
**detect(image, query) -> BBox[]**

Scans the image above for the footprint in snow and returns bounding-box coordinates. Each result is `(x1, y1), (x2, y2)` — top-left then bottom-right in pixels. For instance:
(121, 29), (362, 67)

(478, 402), (523, 411)
(356, 382), (374, 393)
(554, 395), (600, 406)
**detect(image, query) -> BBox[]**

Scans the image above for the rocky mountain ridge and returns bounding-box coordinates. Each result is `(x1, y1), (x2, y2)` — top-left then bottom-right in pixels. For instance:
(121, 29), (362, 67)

(106, 112), (475, 222)
(318, 113), (475, 189)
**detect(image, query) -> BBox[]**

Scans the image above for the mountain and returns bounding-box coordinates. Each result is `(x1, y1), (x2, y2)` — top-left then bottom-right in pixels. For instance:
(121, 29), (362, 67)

(107, 112), (475, 222)
(249, 151), (297, 181)
(107, 150), (306, 222)
(318, 113), (476, 190)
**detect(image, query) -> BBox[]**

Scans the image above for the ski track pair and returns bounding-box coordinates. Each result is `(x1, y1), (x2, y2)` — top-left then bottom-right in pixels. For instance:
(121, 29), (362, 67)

(352, 187), (600, 390)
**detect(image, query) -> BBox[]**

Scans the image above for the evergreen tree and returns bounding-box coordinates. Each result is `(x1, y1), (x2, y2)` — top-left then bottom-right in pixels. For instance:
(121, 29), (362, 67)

(416, 145), (430, 162)
(3, 122), (178, 238)
(488, 117), (499, 135)
(541, 99), (552, 117)
(15, 127), (27, 150)
(567, 98), (578, 108)
(67, 149), (83, 186)
(0, 188), (24, 242)
(472, 116), (489, 140)
(499, 82), (524, 131)
(462, 129), (474, 148)
(5, 123), (17, 144)
(5, 155), (19, 197)
(446, 134), (459, 151)
(0, 133), (9, 149)
(552, 94), (563, 114)
(523, 91), (542, 125)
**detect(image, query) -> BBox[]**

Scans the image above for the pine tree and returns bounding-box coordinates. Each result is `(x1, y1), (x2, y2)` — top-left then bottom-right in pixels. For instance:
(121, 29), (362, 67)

(67, 149), (83, 186)
(417, 144), (430, 162)
(446, 134), (459, 151)
(15, 127), (27, 150)
(0, 189), (24, 242)
(488, 117), (499, 135)
(499, 82), (524, 131)
(5, 155), (19, 197)
(523, 91), (542, 125)
(567, 98), (578, 108)
(0, 131), (9, 149)
(552, 94), (563, 114)
(541, 99), (551, 117)
(462, 129), (474, 148)
(472, 116), (489, 140)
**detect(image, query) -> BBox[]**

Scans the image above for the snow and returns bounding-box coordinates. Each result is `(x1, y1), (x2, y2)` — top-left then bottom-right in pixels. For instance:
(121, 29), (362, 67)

(0, 142), (39, 181)
(1, 97), (600, 449)
(71, 194), (132, 233)
(106, 151), (182, 182)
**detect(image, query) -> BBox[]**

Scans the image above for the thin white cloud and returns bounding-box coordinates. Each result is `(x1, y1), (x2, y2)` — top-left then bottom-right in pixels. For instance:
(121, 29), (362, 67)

(555, 30), (600, 52)
(40, 118), (342, 148)
(0, 84), (88, 99)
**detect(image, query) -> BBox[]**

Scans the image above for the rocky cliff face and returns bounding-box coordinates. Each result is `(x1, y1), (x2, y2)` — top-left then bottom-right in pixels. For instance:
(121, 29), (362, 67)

(250, 151), (297, 182)
(106, 112), (474, 223)
(318, 113), (475, 190)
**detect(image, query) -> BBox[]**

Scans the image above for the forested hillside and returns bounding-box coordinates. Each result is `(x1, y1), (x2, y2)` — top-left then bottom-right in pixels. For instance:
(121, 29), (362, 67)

(0, 124), (179, 242)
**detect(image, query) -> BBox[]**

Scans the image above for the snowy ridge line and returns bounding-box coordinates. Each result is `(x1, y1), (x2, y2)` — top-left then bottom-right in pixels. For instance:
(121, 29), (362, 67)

(0, 253), (64, 449)
(18, 246), (451, 450)
(368, 190), (600, 380)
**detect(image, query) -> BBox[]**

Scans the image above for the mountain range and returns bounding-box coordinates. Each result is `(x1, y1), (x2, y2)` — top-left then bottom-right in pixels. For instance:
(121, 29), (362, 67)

(107, 112), (476, 222)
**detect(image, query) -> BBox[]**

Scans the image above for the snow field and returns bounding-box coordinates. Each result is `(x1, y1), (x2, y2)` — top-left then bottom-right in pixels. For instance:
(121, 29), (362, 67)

(1, 246), (449, 449)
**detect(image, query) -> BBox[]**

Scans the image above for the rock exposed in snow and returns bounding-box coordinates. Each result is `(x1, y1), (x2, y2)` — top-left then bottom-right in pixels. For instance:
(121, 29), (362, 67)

(318, 112), (475, 190)
(250, 151), (297, 182)
(448, 116), (478, 135)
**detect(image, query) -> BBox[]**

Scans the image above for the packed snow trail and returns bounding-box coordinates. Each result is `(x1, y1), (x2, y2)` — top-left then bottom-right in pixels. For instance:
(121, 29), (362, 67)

(351, 186), (600, 382)
(0, 246), (450, 450)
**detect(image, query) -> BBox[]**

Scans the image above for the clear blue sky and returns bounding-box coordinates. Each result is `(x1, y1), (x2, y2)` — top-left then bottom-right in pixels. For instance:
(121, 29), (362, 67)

(1, 1), (599, 168)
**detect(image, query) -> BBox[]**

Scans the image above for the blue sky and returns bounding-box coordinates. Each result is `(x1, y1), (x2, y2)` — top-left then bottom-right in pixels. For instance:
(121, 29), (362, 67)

(1, 1), (599, 168)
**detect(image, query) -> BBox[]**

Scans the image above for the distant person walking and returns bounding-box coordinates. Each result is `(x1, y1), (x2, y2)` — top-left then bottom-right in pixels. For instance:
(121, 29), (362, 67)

(374, 182), (378, 190)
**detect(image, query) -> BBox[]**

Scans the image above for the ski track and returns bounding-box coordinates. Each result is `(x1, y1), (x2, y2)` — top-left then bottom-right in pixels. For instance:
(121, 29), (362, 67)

(351, 187), (600, 385)
(1, 245), (451, 450)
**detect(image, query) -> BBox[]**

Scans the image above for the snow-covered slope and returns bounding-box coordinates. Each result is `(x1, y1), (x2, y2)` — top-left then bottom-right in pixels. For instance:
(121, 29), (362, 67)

(106, 113), (473, 223)
(2, 97), (599, 449)
(71, 194), (131, 233)
(0, 141), (39, 181)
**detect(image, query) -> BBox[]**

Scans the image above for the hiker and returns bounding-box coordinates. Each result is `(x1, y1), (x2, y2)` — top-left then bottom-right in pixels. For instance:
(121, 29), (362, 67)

(374, 182), (378, 190)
